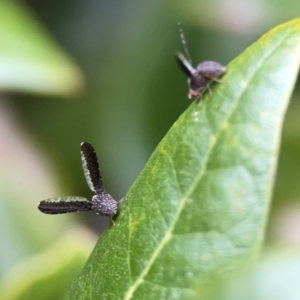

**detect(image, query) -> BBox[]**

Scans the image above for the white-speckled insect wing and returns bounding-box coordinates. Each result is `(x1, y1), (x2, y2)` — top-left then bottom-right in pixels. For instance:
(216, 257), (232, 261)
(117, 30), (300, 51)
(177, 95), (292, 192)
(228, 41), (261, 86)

(38, 196), (91, 214)
(80, 142), (105, 194)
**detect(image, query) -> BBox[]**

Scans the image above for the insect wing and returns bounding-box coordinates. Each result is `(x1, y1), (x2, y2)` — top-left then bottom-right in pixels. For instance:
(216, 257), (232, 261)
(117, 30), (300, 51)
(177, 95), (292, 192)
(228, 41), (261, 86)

(38, 196), (92, 214)
(80, 142), (104, 194)
(175, 52), (194, 77)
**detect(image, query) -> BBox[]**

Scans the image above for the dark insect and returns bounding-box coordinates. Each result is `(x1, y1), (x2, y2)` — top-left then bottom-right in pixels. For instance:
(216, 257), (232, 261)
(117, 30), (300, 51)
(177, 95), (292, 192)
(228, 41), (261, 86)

(175, 23), (226, 99)
(38, 142), (118, 217)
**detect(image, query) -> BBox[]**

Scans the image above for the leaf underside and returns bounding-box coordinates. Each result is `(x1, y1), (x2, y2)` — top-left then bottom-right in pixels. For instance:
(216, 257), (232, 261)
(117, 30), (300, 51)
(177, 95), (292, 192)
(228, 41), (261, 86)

(64, 19), (300, 300)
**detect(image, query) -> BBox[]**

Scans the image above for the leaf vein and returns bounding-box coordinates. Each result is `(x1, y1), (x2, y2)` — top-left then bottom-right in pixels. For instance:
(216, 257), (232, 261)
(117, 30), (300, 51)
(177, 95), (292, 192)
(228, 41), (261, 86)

(160, 148), (183, 196)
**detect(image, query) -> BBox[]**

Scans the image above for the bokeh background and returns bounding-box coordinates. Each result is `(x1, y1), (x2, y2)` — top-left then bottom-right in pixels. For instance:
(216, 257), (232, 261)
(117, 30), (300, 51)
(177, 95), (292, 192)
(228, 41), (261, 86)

(1, 0), (300, 298)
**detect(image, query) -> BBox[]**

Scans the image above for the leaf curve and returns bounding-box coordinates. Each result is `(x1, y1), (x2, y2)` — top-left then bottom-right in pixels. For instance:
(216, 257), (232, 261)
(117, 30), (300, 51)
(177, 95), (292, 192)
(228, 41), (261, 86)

(64, 19), (300, 300)
(0, 1), (84, 97)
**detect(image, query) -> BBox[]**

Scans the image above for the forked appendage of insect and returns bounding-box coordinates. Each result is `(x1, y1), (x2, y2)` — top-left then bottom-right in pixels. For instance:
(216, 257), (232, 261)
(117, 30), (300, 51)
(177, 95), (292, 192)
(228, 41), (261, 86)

(38, 142), (123, 223)
(175, 23), (226, 100)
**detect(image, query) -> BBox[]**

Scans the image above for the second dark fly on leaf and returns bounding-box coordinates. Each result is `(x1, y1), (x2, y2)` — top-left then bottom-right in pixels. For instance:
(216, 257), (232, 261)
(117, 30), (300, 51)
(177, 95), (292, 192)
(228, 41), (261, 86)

(38, 142), (119, 219)
(175, 23), (226, 99)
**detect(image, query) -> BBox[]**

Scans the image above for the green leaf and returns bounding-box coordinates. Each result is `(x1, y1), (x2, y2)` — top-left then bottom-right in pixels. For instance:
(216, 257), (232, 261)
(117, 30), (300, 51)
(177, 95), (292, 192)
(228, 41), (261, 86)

(0, 1), (84, 97)
(64, 19), (300, 299)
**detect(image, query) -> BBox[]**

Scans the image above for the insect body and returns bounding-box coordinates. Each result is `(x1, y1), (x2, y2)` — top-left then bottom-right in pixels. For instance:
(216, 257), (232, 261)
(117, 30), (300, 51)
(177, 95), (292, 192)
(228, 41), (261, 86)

(175, 24), (226, 99)
(38, 142), (118, 217)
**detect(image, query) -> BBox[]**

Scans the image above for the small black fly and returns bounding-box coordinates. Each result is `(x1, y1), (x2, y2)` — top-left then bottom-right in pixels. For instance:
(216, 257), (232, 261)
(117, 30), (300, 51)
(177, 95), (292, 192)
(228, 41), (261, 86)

(175, 23), (226, 99)
(38, 142), (119, 218)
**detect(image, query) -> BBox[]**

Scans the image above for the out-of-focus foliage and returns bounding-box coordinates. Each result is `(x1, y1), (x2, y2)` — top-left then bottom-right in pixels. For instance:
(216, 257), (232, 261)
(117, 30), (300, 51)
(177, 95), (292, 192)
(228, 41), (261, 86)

(0, 229), (95, 300)
(0, 0), (84, 96)
(205, 247), (300, 300)
(0, 0), (85, 279)
(0, 95), (86, 279)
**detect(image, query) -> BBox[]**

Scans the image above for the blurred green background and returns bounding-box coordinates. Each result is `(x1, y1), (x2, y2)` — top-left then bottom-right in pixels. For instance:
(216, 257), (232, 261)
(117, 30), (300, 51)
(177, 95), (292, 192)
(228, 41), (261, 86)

(0, 0), (300, 299)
